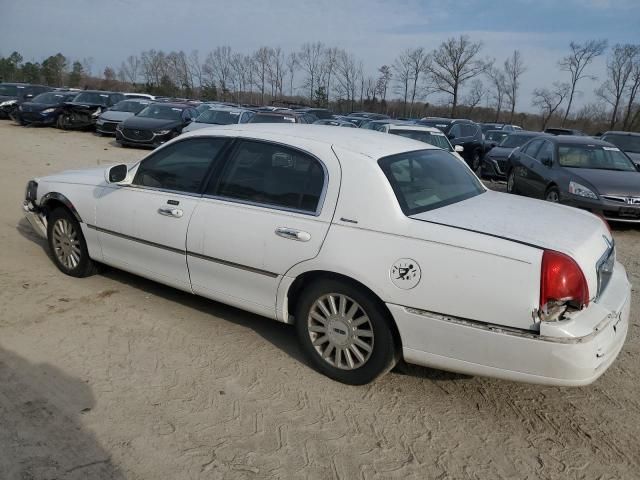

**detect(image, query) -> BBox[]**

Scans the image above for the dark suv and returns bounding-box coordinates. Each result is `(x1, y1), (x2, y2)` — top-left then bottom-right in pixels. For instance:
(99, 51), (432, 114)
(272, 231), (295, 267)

(0, 83), (52, 118)
(416, 118), (484, 170)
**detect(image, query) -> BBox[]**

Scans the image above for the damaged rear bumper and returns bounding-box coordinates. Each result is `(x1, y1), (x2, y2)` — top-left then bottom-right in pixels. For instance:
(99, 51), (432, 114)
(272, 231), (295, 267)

(22, 200), (47, 239)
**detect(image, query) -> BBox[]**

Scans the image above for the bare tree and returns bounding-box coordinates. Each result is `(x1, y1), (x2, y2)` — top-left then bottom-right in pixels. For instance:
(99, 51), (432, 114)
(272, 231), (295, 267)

(463, 79), (485, 115)
(119, 55), (140, 85)
(334, 50), (358, 111)
(504, 50), (526, 122)
(558, 39), (607, 125)
(595, 44), (637, 129)
(532, 82), (570, 129)
(407, 47), (431, 117)
(322, 47), (339, 105)
(204, 46), (233, 100)
(376, 65), (392, 106)
(622, 47), (640, 129)
(266, 47), (285, 99)
(487, 66), (507, 122)
(427, 35), (490, 117)
(299, 42), (324, 103)
(392, 50), (412, 116)
(286, 52), (298, 97)
(188, 50), (204, 89)
(253, 46), (272, 104)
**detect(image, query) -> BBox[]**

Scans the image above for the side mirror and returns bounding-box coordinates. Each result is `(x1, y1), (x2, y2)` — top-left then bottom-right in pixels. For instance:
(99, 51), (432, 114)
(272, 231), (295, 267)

(542, 157), (552, 167)
(105, 164), (128, 183)
(454, 145), (464, 153)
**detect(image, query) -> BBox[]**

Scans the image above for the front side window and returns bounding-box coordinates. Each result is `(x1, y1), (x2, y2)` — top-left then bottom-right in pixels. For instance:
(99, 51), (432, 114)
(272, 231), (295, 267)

(132, 138), (228, 193)
(558, 144), (637, 171)
(379, 149), (485, 215)
(449, 124), (463, 138)
(208, 140), (325, 213)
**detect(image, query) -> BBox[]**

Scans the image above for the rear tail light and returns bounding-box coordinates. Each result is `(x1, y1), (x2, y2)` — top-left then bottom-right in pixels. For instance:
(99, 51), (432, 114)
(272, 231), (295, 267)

(540, 250), (589, 320)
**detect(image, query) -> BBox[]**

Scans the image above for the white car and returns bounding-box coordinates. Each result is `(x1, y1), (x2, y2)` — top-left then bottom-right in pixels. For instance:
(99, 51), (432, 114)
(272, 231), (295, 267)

(183, 106), (255, 133)
(378, 123), (465, 161)
(22, 125), (630, 386)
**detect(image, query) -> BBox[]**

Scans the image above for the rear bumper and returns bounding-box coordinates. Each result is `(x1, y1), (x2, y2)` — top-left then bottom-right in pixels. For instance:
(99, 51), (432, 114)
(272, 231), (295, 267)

(390, 262), (631, 386)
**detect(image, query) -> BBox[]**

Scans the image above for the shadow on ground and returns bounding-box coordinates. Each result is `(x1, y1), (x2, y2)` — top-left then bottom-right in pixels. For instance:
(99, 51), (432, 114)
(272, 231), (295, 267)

(0, 346), (124, 480)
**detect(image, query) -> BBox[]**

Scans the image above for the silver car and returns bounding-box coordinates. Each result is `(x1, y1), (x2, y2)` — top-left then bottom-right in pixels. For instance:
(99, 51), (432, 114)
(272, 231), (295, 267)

(95, 98), (153, 135)
(183, 106), (255, 133)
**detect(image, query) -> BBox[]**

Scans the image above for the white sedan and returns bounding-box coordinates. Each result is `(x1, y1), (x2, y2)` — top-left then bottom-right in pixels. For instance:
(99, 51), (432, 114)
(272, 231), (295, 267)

(22, 125), (630, 386)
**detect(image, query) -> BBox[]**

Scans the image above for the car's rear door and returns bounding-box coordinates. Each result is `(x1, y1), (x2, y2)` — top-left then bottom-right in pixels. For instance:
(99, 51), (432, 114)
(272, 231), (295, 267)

(186, 138), (338, 318)
(94, 137), (229, 291)
(514, 139), (544, 196)
(528, 140), (556, 198)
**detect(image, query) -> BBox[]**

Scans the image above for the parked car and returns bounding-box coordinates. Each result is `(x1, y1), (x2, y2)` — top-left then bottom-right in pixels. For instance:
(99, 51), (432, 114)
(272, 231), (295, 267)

(21, 124), (629, 386)
(483, 129), (510, 155)
(248, 111), (314, 124)
(115, 102), (199, 148)
(313, 119), (357, 127)
(379, 124), (465, 161)
(0, 82), (52, 118)
(13, 91), (78, 127)
(95, 98), (152, 135)
(183, 106), (255, 132)
(416, 118), (484, 171)
(599, 131), (640, 168)
(59, 90), (126, 130)
(544, 127), (587, 136)
(347, 112), (390, 120)
(124, 93), (156, 100)
(296, 107), (335, 120)
(481, 131), (550, 180)
(480, 123), (519, 135)
(507, 135), (640, 223)
(360, 119), (409, 131)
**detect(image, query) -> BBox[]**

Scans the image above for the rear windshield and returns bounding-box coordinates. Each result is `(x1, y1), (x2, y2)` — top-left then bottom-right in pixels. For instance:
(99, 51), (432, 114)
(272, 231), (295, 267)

(390, 130), (452, 151)
(196, 109), (243, 125)
(379, 149), (485, 215)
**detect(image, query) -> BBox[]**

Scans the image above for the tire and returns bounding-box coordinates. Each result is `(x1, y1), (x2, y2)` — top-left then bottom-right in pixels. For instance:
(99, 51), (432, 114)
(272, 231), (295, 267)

(545, 186), (560, 203)
(56, 114), (67, 130)
(295, 278), (398, 385)
(47, 207), (97, 278)
(507, 170), (518, 194)
(471, 149), (482, 177)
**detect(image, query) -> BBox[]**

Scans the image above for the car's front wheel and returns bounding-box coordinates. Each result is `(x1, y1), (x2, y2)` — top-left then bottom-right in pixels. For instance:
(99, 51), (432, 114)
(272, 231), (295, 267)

(507, 170), (518, 194)
(545, 186), (560, 203)
(471, 149), (482, 176)
(295, 278), (398, 385)
(47, 207), (97, 278)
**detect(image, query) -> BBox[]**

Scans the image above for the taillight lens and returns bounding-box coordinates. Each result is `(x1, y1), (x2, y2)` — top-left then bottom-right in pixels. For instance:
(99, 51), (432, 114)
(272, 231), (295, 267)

(540, 250), (589, 315)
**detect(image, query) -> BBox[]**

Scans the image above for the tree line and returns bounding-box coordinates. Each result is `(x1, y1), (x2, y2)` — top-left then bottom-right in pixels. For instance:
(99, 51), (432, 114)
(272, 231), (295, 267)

(1, 36), (639, 132)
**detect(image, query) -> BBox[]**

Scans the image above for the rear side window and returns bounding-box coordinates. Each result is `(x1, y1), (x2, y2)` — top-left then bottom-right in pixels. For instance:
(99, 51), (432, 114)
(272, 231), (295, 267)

(208, 140), (325, 213)
(522, 139), (543, 157)
(379, 149), (484, 215)
(133, 138), (228, 193)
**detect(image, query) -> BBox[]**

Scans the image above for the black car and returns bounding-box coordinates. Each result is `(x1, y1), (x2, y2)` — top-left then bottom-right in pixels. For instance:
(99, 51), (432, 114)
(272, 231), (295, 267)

(544, 127), (587, 136)
(507, 135), (640, 223)
(116, 102), (199, 148)
(14, 91), (79, 127)
(481, 131), (550, 179)
(347, 112), (390, 120)
(0, 83), (52, 118)
(296, 107), (335, 120)
(483, 129), (510, 154)
(248, 111), (314, 124)
(600, 131), (640, 168)
(415, 118), (484, 170)
(59, 90), (126, 129)
(480, 123), (519, 135)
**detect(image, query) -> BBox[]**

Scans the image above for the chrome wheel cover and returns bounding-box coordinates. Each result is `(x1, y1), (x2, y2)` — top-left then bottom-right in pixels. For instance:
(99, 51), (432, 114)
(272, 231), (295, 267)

(307, 293), (374, 370)
(546, 190), (559, 202)
(52, 218), (81, 269)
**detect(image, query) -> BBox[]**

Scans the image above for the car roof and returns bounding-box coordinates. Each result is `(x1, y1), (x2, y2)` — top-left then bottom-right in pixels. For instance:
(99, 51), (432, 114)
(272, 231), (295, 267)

(387, 124), (443, 133)
(182, 124), (436, 158)
(154, 102), (193, 109)
(75, 90), (122, 95)
(602, 131), (640, 137)
(547, 135), (613, 146)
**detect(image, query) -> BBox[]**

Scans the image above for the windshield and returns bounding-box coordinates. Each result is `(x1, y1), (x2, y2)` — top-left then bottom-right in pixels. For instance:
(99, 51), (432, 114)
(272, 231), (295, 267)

(486, 131), (508, 142)
(379, 149), (485, 215)
(417, 120), (449, 132)
(137, 104), (183, 120)
(73, 92), (111, 106)
(31, 92), (72, 104)
(196, 109), (243, 125)
(499, 134), (536, 148)
(603, 134), (640, 154)
(481, 124), (501, 134)
(558, 144), (637, 171)
(0, 85), (18, 96)
(249, 114), (296, 123)
(390, 130), (453, 151)
(112, 100), (149, 113)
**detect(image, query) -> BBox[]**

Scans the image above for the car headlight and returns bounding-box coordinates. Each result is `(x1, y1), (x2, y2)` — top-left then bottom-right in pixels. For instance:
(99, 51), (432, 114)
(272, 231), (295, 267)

(41, 108), (56, 114)
(568, 181), (598, 199)
(154, 129), (171, 135)
(0, 100), (17, 107)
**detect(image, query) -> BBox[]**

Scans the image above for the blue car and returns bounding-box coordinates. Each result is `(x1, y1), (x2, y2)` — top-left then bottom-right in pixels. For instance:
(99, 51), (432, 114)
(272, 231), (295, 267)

(14, 91), (79, 127)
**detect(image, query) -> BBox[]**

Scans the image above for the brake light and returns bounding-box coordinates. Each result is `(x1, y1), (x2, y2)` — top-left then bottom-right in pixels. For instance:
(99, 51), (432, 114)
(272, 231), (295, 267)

(540, 250), (589, 316)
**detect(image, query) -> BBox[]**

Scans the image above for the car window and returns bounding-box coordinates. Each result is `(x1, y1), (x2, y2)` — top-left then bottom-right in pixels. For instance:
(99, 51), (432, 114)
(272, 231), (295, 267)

(535, 141), (554, 162)
(558, 144), (636, 171)
(522, 139), (543, 157)
(132, 138), (228, 193)
(390, 130), (452, 151)
(379, 149), (485, 215)
(449, 124), (463, 138)
(462, 124), (477, 137)
(208, 140), (325, 213)
(602, 134), (640, 154)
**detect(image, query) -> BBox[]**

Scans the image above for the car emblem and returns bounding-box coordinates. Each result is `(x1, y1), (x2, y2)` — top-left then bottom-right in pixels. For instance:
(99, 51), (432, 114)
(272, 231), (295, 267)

(626, 197), (640, 205)
(390, 258), (421, 290)
(134, 130), (140, 135)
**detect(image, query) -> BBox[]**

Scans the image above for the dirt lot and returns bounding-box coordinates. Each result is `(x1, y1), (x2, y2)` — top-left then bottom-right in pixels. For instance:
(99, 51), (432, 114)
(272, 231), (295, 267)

(1, 121), (639, 480)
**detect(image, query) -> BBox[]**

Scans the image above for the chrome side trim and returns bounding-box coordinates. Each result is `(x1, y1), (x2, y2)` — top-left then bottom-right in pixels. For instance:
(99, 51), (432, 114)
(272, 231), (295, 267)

(86, 224), (184, 255)
(187, 251), (279, 278)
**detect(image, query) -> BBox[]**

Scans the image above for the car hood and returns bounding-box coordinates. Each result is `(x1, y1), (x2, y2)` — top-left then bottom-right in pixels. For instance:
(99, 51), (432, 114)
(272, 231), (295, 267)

(122, 116), (180, 130)
(486, 146), (514, 159)
(20, 102), (58, 113)
(36, 166), (110, 187)
(411, 190), (611, 297)
(65, 101), (105, 110)
(99, 110), (134, 122)
(570, 168), (640, 197)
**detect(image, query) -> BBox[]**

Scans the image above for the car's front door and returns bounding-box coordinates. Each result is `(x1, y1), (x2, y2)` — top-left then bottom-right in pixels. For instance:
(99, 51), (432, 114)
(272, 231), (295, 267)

(94, 137), (229, 291)
(514, 139), (544, 196)
(528, 140), (555, 198)
(186, 139), (336, 318)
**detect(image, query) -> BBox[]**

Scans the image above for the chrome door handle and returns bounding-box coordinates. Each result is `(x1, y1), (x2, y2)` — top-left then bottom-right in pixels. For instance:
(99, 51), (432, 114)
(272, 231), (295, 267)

(275, 227), (311, 242)
(158, 207), (184, 218)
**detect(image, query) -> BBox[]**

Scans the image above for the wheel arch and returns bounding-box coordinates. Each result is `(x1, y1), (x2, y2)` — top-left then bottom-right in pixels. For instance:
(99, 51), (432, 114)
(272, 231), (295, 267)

(285, 269), (403, 353)
(40, 192), (83, 223)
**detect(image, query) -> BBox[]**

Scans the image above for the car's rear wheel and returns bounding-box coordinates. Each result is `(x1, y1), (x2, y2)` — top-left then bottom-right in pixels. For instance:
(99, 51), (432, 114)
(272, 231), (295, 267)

(295, 278), (397, 385)
(47, 207), (97, 278)
(545, 186), (560, 203)
(56, 113), (68, 130)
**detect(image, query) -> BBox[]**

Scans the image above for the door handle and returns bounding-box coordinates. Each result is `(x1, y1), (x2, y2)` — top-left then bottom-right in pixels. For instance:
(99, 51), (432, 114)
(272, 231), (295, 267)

(158, 207), (184, 218)
(275, 227), (311, 242)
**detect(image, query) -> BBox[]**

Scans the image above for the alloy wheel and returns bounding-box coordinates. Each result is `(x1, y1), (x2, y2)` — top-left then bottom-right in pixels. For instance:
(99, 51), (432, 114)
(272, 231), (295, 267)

(307, 293), (374, 370)
(52, 218), (81, 269)
(546, 190), (560, 202)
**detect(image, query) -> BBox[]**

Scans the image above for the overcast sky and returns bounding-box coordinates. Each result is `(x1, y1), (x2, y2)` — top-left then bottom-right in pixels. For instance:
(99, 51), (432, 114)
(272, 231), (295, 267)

(1, 0), (639, 111)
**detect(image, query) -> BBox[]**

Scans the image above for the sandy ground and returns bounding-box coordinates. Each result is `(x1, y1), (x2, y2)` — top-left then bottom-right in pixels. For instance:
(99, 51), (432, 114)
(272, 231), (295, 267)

(0, 121), (639, 480)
